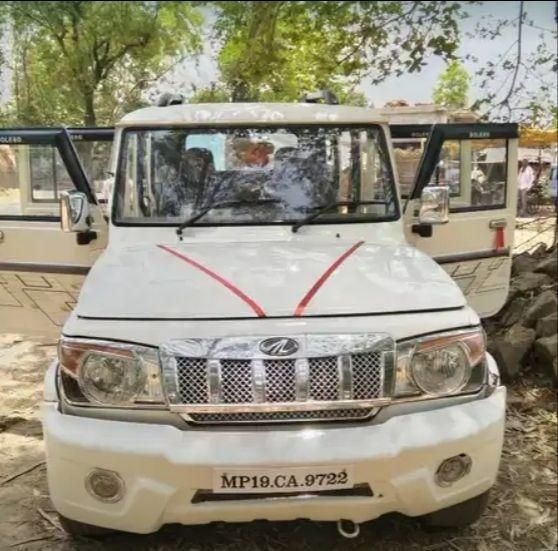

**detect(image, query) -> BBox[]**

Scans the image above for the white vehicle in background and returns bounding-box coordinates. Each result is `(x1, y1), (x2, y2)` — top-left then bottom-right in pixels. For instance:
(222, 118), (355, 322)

(0, 93), (518, 538)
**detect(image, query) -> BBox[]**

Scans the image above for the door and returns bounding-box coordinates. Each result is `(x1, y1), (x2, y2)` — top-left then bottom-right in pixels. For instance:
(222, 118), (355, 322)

(0, 128), (113, 336)
(394, 123), (519, 318)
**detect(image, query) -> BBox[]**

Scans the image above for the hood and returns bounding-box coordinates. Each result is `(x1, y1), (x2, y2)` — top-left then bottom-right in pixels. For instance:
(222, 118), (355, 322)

(76, 240), (465, 320)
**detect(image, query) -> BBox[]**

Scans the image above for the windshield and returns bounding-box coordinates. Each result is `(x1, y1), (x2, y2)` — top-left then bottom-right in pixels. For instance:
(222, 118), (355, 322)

(113, 125), (398, 226)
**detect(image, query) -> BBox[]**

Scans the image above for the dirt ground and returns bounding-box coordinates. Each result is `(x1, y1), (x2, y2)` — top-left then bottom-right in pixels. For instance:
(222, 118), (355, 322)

(513, 214), (556, 255)
(0, 335), (556, 551)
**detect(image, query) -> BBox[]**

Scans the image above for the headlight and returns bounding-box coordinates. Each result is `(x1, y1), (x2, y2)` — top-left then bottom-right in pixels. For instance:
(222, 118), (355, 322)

(58, 338), (165, 407)
(395, 329), (486, 398)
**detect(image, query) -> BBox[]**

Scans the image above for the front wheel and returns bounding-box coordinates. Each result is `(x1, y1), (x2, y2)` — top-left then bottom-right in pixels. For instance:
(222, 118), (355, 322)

(420, 491), (490, 529)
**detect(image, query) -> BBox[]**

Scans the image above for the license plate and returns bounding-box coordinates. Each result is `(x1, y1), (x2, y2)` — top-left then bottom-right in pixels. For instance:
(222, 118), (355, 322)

(213, 465), (354, 494)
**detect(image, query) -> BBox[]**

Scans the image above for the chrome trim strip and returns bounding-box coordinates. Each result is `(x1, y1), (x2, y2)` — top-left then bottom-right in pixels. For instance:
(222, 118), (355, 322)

(159, 348), (179, 403)
(338, 354), (353, 400)
(208, 359), (221, 404)
(252, 359), (265, 403)
(171, 379), (490, 416)
(169, 399), (389, 413)
(160, 334), (394, 361)
(382, 350), (395, 397)
(295, 358), (310, 401)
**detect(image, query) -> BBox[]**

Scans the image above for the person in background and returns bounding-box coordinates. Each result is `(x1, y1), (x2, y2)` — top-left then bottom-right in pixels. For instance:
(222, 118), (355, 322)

(550, 165), (557, 207)
(517, 158), (535, 217)
(471, 164), (486, 205)
(243, 142), (273, 168)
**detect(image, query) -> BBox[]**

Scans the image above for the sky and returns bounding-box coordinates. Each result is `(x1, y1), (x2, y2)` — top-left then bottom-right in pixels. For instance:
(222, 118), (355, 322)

(364, 1), (557, 107)
(1, 1), (556, 110)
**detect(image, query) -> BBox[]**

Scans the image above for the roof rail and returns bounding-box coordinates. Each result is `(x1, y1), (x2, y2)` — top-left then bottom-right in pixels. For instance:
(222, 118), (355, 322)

(300, 90), (339, 105)
(157, 93), (185, 107)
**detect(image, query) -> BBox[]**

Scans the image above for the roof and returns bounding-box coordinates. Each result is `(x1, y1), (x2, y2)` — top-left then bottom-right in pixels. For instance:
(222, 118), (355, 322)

(519, 127), (558, 148)
(483, 147), (555, 164)
(117, 102), (387, 127)
(379, 104), (479, 125)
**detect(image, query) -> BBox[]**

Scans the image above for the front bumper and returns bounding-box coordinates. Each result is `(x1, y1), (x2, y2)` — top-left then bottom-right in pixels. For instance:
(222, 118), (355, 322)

(42, 374), (506, 534)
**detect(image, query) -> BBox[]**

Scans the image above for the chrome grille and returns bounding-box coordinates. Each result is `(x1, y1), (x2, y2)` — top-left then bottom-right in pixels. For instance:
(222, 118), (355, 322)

(176, 357), (207, 404)
(189, 409), (375, 424)
(352, 353), (383, 400)
(221, 360), (252, 403)
(309, 356), (339, 401)
(264, 360), (297, 402)
(163, 334), (395, 426)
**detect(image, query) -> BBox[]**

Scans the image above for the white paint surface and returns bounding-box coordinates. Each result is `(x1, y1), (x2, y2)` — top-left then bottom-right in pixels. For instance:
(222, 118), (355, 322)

(41, 375), (505, 533)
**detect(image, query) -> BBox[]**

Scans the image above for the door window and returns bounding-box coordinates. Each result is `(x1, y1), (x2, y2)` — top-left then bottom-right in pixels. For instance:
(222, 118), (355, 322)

(0, 140), (111, 218)
(29, 146), (74, 203)
(428, 139), (508, 211)
(0, 144), (21, 216)
(393, 140), (425, 198)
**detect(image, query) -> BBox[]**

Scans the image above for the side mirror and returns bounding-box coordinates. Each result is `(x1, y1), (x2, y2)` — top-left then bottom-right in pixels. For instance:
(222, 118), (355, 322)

(60, 190), (91, 232)
(418, 186), (449, 225)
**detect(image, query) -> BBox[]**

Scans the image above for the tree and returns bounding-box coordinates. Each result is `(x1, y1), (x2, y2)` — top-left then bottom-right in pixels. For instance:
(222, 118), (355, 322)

(189, 82), (232, 104)
(467, 0), (558, 125)
(433, 60), (470, 109)
(206, 1), (470, 103)
(0, 1), (203, 126)
(189, 81), (369, 106)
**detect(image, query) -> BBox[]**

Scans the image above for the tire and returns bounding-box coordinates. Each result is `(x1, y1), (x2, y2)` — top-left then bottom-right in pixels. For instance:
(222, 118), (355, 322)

(58, 513), (114, 537)
(420, 491), (490, 529)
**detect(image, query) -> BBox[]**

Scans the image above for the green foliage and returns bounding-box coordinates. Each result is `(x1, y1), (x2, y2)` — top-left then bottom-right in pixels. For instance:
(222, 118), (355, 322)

(189, 82), (368, 106)
(0, 1), (473, 122)
(0, 1), (203, 125)
(189, 83), (231, 104)
(211, 1), (468, 102)
(433, 60), (470, 109)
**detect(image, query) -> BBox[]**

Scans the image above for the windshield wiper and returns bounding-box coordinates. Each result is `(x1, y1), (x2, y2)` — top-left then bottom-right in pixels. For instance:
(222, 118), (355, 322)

(291, 200), (386, 233)
(176, 198), (281, 237)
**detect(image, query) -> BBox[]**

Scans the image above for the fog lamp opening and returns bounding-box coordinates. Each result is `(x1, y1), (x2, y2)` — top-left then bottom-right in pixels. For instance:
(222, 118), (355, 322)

(85, 469), (125, 503)
(435, 454), (472, 487)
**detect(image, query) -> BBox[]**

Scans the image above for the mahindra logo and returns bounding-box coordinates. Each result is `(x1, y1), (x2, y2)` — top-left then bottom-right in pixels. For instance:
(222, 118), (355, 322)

(259, 337), (299, 357)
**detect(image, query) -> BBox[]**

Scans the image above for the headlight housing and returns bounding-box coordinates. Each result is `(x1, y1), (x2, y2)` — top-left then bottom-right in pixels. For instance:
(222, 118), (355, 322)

(58, 338), (165, 407)
(394, 329), (486, 398)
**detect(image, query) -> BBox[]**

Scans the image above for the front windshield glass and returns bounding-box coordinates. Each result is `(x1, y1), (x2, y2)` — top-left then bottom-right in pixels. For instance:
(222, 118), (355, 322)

(114, 125), (398, 226)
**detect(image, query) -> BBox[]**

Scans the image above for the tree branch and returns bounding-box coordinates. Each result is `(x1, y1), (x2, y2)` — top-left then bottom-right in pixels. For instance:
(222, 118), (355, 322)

(499, 0), (524, 118)
(337, 3), (419, 66)
(99, 37), (150, 81)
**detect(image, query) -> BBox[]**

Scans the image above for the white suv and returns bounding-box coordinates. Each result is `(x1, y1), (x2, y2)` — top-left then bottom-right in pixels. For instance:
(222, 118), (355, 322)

(0, 98), (518, 538)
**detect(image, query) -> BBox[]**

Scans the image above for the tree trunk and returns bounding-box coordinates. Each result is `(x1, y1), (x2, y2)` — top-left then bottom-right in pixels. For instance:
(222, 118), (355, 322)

(231, 79), (253, 102)
(79, 90), (96, 184)
(83, 91), (96, 127)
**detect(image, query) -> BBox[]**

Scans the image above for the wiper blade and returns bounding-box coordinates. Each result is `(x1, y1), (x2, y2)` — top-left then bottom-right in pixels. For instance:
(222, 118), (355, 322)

(291, 200), (384, 233)
(176, 198), (281, 236)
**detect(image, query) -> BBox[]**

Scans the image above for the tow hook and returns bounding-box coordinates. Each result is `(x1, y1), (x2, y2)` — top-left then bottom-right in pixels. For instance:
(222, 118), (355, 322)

(336, 519), (360, 539)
